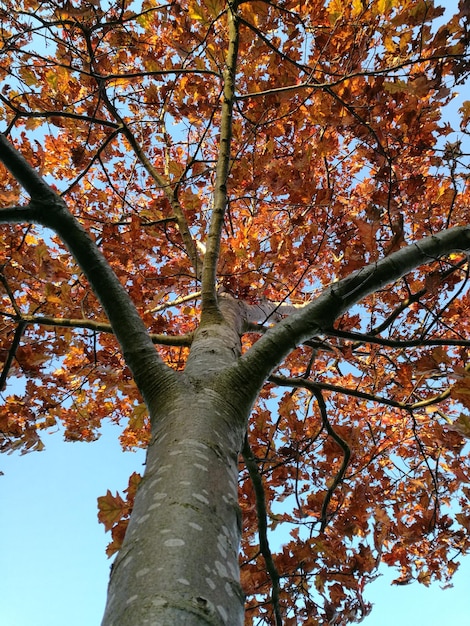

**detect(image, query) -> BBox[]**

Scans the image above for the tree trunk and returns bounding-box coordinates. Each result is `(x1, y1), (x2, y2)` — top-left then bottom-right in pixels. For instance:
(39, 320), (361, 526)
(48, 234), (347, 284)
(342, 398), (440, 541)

(101, 376), (248, 625)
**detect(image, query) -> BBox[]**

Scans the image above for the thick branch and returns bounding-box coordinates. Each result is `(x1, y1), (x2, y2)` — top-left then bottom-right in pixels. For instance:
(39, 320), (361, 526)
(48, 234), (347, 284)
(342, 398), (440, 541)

(0, 135), (177, 403)
(240, 299), (305, 327)
(0, 133), (53, 199)
(201, 6), (240, 323)
(219, 228), (470, 408)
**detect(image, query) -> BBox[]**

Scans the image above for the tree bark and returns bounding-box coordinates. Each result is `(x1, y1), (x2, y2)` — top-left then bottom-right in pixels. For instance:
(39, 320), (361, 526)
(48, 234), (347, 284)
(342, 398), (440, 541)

(102, 308), (249, 626)
(101, 380), (247, 626)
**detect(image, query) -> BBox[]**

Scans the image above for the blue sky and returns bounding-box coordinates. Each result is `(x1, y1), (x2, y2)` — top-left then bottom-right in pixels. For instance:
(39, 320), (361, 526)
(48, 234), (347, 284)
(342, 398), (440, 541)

(1, 421), (470, 626)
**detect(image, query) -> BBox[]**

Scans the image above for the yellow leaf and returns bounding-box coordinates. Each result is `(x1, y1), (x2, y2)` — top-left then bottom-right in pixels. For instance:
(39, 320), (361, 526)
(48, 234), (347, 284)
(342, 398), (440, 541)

(376, 0), (394, 14)
(107, 77), (130, 89)
(327, 0), (344, 23)
(24, 233), (39, 245)
(460, 100), (470, 129)
(417, 570), (432, 586)
(19, 66), (37, 87)
(188, 0), (205, 21)
(205, 0), (223, 18)
(352, 0), (364, 17)
(46, 295), (62, 304)
(128, 403), (148, 431)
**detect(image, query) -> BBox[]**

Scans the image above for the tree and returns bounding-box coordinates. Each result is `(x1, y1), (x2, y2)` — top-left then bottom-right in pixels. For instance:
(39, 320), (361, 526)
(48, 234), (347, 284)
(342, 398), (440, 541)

(0, 0), (469, 623)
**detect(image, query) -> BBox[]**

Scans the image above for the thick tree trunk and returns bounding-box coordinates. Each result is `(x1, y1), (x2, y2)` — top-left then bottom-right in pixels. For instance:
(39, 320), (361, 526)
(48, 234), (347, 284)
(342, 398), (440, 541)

(101, 379), (248, 625)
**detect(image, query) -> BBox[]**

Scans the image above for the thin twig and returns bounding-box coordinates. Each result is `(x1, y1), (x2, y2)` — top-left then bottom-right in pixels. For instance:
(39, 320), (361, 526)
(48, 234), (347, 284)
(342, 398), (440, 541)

(324, 328), (470, 349)
(145, 291), (201, 314)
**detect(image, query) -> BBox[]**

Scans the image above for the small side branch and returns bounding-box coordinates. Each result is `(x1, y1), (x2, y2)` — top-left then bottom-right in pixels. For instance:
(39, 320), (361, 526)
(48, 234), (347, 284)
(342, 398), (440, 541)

(242, 435), (283, 626)
(145, 291), (201, 315)
(0, 93), (120, 129)
(268, 375), (352, 530)
(309, 385), (351, 532)
(98, 88), (202, 279)
(0, 312), (193, 347)
(325, 328), (470, 349)
(270, 374), (404, 410)
(409, 410), (440, 531)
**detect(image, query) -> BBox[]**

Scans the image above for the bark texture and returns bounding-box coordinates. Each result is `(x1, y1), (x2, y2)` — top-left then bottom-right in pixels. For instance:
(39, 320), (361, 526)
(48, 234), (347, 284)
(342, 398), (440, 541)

(102, 385), (247, 626)
(102, 305), (250, 626)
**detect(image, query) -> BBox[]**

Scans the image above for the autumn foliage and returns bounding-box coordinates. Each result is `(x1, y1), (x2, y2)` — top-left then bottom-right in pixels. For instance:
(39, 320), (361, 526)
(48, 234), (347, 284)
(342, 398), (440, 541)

(1, 0), (470, 624)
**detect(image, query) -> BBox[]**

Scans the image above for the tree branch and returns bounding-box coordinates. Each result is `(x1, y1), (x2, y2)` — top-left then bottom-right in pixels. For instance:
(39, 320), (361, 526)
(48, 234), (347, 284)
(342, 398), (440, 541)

(0, 133), (53, 199)
(200, 5), (240, 323)
(0, 134), (177, 404)
(268, 375), (350, 531)
(0, 93), (120, 129)
(309, 385), (350, 532)
(145, 291), (201, 315)
(219, 228), (470, 408)
(98, 86), (203, 280)
(270, 370), (467, 414)
(325, 328), (470, 349)
(0, 312), (193, 347)
(346, 257), (468, 340)
(269, 374), (406, 410)
(242, 435), (283, 626)
(0, 320), (27, 391)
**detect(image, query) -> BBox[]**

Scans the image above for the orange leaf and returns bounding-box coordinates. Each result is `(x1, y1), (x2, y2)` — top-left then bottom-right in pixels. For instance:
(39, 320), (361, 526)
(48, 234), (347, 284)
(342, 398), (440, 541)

(97, 490), (127, 532)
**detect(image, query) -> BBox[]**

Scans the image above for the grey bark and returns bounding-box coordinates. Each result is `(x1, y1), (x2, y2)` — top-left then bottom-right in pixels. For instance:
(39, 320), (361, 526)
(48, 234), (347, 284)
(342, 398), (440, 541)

(102, 308), (252, 626)
(227, 228), (470, 398)
(102, 385), (247, 626)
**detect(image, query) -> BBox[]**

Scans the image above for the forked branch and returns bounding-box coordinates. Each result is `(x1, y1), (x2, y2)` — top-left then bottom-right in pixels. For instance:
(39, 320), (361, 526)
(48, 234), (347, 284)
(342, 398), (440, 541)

(310, 385), (350, 532)
(98, 88), (203, 279)
(268, 375), (350, 531)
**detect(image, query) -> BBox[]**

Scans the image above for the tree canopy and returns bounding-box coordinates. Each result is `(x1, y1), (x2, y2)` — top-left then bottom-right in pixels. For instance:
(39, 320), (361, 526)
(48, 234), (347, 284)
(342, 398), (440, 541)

(1, 0), (470, 624)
